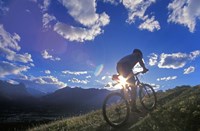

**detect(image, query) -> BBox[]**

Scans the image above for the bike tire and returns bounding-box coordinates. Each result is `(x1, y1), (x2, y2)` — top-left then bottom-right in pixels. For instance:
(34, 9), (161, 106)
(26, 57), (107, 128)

(139, 84), (157, 111)
(102, 92), (130, 127)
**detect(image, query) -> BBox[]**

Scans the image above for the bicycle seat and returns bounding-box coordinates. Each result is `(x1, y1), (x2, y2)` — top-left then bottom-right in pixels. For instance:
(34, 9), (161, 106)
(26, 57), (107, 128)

(112, 74), (120, 81)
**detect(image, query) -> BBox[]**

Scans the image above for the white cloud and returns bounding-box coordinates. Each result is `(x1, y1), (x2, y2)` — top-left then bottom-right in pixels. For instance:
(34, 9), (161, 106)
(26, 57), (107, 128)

(40, 0), (51, 12)
(86, 75), (92, 79)
(0, 48), (33, 63)
(101, 76), (106, 80)
(68, 78), (89, 84)
(41, 50), (61, 61)
(18, 74), (29, 80)
(0, 25), (33, 63)
(158, 53), (188, 69)
(0, 61), (30, 78)
(183, 66), (195, 74)
(59, 0), (99, 26)
(42, 13), (56, 29)
(33, 75), (66, 87)
(45, 70), (51, 74)
(138, 16), (160, 32)
(62, 70), (87, 75)
(41, 50), (52, 59)
(30, 63), (35, 67)
(0, 25), (21, 50)
(54, 22), (103, 42)
(54, 0), (110, 42)
(122, 0), (160, 32)
(103, 0), (121, 5)
(18, 75), (67, 93)
(157, 76), (177, 81)
(148, 53), (158, 66)
(35, 76), (65, 86)
(158, 50), (200, 69)
(0, 1), (9, 15)
(189, 50), (200, 60)
(122, 0), (154, 22)
(168, 0), (200, 32)
(7, 79), (19, 85)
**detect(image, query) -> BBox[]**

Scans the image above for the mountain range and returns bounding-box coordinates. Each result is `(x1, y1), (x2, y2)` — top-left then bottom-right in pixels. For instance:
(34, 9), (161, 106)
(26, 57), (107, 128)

(0, 80), (111, 115)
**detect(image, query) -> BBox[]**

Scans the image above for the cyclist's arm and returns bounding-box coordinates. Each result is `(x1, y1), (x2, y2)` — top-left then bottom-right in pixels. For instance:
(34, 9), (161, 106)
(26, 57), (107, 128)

(138, 58), (146, 69)
(138, 58), (148, 73)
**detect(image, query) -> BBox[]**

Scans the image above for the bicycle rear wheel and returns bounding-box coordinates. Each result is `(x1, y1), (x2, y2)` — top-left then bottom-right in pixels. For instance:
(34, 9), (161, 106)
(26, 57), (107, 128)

(139, 84), (157, 111)
(102, 92), (130, 127)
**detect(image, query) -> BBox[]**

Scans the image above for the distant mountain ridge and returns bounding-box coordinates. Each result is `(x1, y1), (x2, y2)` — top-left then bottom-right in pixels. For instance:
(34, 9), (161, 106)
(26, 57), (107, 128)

(42, 86), (111, 113)
(26, 87), (46, 97)
(0, 80), (111, 115)
(0, 80), (31, 101)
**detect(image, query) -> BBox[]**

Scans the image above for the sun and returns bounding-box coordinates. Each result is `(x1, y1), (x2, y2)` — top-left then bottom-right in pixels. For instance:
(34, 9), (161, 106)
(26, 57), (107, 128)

(118, 76), (128, 87)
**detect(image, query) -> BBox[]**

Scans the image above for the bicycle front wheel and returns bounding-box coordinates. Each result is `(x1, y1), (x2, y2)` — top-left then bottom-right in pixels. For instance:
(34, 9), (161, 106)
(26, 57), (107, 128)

(139, 84), (157, 111)
(102, 92), (130, 127)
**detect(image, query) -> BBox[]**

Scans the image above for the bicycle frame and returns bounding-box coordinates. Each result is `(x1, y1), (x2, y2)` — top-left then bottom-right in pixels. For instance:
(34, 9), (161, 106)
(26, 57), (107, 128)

(103, 71), (157, 127)
(112, 72), (143, 101)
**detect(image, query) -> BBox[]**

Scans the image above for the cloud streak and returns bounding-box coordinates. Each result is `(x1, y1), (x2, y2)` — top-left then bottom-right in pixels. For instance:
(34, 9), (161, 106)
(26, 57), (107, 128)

(156, 50), (200, 69)
(122, 0), (155, 23)
(183, 66), (195, 74)
(53, 0), (110, 42)
(0, 1), (9, 15)
(158, 52), (189, 69)
(157, 76), (177, 81)
(62, 70), (88, 75)
(45, 70), (51, 74)
(41, 50), (61, 61)
(168, 0), (200, 32)
(42, 13), (56, 29)
(148, 53), (158, 66)
(18, 75), (67, 93)
(68, 78), (89, 84)
(122, 0), (160, 32)
(0, 61), (30, 78)
(103, 0), (121, 5)
(0, 25), (33, 63)
(139, 16), (160, 32)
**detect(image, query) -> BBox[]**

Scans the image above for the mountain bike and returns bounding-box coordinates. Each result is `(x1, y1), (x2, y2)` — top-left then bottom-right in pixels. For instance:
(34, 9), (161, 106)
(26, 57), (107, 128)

(102, 72), (157, 127)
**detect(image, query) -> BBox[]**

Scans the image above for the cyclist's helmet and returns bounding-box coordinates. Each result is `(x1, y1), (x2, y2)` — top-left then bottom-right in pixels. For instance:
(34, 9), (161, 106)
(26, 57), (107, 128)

(133, 49), (143, 57)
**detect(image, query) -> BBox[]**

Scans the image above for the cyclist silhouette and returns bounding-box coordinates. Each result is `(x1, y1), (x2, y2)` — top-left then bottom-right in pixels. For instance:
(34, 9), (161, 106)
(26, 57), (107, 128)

(116, 49), (148, 112)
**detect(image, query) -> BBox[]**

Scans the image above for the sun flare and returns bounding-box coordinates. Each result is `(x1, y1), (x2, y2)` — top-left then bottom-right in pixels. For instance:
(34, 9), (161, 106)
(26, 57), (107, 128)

(118, 76), (128, 87)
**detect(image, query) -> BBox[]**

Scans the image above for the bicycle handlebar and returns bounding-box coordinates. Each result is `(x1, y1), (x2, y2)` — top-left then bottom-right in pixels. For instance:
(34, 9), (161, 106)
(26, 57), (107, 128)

(105, 70), (148, 87)
(134, 71), (145, 76)
(134, 72), (142, 76)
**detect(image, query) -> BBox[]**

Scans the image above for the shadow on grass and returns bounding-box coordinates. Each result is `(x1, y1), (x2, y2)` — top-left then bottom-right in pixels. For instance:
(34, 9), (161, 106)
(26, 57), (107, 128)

(96, 109), (149, 131)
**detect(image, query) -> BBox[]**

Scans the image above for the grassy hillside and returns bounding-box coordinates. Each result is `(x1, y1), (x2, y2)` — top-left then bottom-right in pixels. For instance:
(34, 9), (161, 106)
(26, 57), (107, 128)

(29, 85), (200, 131)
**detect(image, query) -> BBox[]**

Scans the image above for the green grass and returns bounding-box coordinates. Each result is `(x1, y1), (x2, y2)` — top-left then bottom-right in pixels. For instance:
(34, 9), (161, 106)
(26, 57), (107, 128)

(29, 85), (200, 131)
(130, 85), (200, 131)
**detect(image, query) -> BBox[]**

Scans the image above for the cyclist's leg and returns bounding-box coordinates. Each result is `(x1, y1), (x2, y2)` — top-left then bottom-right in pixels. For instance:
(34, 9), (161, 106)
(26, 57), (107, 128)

(117, 63), (132, 78)
(127, 74), (141, 112)
(126, 74), (137, 109)
(118, 65), (137, 108)
(117, 63), (132, 97)
(116, 63), (124, 76)
(117, 63), (125, 94)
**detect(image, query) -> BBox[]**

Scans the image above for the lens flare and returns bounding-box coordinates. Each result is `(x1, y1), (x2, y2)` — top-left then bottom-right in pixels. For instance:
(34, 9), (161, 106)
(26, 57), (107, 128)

(118, 76), (128, 86)
(94, 64), (104, 76)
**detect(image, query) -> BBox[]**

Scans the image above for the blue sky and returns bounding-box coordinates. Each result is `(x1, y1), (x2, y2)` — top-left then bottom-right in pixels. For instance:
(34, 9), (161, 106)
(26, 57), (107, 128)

(0, 0), (200, 93)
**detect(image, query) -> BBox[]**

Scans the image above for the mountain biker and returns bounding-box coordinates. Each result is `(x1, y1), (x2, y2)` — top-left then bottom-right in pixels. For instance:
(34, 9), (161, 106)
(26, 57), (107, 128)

(116, 49), (148, 112)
